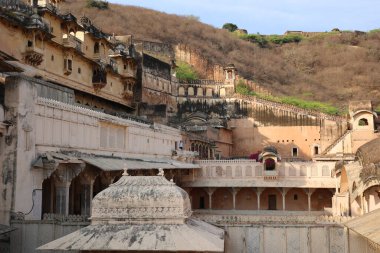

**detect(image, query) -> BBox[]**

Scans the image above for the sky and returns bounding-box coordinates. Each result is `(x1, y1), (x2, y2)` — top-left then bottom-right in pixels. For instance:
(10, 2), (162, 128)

(108, 0), (380, 34)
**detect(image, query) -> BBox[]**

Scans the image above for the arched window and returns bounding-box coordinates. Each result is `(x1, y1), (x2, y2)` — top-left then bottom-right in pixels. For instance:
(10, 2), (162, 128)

(264, 158), (276, 171)
(94, 42), (100, 54)
(358, 118), (369, 126)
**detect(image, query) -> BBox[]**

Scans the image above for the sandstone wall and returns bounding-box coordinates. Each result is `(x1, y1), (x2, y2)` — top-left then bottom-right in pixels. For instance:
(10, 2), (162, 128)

(175, 44), (225, 80)
(228, 117), (345, 159)
(10, 220), (350, 253)
(225, 224), (347, 253)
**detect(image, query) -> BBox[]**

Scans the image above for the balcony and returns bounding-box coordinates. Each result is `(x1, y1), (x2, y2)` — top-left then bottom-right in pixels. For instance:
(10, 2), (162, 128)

(62, 35), (82, 52)
(122, 90), (133, 99)
(92, 68), (107, 91)
(93, 52), (100, 61)
(180, 160), (337, 188)
(24, 46), (44, 66)
(264, 170), (278, 180)
(120, 68), (136, 79)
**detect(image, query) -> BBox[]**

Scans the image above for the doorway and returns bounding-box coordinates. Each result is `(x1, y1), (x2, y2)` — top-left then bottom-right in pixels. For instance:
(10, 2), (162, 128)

(200, 196), (205, 209)
(268, 194), (277, 210)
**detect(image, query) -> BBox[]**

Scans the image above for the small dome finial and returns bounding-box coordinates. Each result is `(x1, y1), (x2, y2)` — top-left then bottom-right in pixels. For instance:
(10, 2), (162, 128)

(122, 163), (129, 176)
(157, 168), (164, 176)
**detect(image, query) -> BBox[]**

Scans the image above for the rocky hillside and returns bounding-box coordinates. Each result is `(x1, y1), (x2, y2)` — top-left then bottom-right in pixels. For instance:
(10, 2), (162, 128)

(60, 0), (380, 110)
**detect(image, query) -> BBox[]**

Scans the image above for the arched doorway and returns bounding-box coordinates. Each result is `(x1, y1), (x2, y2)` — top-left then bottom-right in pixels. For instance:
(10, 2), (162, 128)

(260, 188), (282, 210)
(41, 176), (55, 218)
(311, 189), (333, 211)
(285, 188), (308, 211)
(212, 188), (233, 210)
(189, 188), (209, 209)
(235, 188), (257, 210)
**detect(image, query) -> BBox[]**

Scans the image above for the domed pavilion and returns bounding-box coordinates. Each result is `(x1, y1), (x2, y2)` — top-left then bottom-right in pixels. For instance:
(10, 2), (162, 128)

(38, 169), (224, 252)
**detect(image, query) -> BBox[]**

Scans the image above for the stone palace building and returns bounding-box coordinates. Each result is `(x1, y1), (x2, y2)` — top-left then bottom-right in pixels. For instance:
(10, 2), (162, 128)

(0, 0), (379, 252)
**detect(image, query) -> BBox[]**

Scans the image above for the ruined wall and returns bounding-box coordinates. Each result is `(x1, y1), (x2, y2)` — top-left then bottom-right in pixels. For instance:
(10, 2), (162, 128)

(141, 71), (177, 108)
(175, 44), (225, 80)
(135, 40), (175, 59)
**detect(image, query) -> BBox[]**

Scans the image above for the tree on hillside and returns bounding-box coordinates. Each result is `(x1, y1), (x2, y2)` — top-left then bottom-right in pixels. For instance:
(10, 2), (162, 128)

(87, 0), (108, 9)
(222, 23), (238, 32)
(175, 62), (199, 82)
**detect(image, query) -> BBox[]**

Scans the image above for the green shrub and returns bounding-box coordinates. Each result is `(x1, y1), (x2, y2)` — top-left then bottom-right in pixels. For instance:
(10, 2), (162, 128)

(375, 105), (380, 112)
(87, 0), (109, 10)
(175, 62), (199, 82)
(237, 33), (303, 47)
(236, 83), (256, 96)
(369, 29), (380, 34)
(222, 23), (238, 32)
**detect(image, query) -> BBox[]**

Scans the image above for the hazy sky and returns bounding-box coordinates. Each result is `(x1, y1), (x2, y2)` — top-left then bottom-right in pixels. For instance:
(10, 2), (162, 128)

(108, 0), (379, 34)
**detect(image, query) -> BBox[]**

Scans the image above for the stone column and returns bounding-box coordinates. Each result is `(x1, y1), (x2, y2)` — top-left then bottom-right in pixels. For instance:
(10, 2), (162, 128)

(256, 187), (264, 210)
(230, 188), (241, 210)
(360, 194), (365, 215)
(53, 164), (84, 215)
(206, 187), (216, 210)
(80, 167), (98, 216)
(363, 194), (368, 214)
(305, 188), (316, 213)
(55, 181), (71, 215)
(101, 171), (116, 186)
(281, 188), (290, 211)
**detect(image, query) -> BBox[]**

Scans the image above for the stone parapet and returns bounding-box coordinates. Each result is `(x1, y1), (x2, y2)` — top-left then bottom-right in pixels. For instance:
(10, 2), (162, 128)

(193, 211), (353, 226)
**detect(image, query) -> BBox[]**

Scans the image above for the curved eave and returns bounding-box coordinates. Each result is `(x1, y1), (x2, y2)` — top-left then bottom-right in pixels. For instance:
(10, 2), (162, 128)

(37, 219), (224, 252)
(352, 110), (378, 118)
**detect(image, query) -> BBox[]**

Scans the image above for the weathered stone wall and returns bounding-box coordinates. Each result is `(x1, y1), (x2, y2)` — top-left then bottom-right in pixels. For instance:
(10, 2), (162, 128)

(10, 219), (350, 253)
(175, 44), (225, 80)
(141, 71), (177, 109)
(10, 219), (88, 253)
(0, 76), (40, 225)
(224, 224), (347, 253)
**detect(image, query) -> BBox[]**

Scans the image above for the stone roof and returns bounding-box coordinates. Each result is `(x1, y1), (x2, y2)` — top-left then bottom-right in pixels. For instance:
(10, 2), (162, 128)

(345, 208), (380, 247)
(356, 137), (380, 166)
(38, 173), (224, 252)
(91, 174), (192, 224)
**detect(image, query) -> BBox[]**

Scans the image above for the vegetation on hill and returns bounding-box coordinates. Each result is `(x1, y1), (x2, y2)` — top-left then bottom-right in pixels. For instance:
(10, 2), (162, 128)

(236, 33), (303, 47)
(60, 0), (380, 109)
(222, 23), (238, 32)
(86, 0), (108, 9)
(175, 62), (199, 82)
(236, 84), (341, 115)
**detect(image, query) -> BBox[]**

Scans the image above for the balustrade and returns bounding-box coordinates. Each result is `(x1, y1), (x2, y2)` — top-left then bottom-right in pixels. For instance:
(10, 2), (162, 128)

(63, 34), (82, 52)
(182, 160), (336, 185)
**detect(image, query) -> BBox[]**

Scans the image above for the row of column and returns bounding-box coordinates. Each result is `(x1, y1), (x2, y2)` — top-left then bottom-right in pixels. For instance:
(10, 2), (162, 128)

(202, 187), (319, 212)
(44, 164), (116, 216)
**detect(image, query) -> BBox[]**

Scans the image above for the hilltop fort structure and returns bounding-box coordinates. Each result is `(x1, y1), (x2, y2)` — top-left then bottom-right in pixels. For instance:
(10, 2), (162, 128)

(0, 0), (379, 252)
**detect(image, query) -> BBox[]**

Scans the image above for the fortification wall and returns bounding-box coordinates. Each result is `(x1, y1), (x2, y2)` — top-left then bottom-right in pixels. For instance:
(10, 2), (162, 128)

(175, 44), (225, 80)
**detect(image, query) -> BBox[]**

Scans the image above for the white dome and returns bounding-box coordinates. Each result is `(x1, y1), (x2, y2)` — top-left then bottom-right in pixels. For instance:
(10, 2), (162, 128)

(91, 174), (192, 224)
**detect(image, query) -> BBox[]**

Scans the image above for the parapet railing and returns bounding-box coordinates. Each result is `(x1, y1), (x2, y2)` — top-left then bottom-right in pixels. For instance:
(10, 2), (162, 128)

(179, 79), (225, 85)
(193, 212), (353, 225)
(196, 159), (258, 164)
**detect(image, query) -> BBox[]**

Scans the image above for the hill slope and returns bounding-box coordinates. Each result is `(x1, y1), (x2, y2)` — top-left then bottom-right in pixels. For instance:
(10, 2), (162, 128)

(60, 0), (380, 109)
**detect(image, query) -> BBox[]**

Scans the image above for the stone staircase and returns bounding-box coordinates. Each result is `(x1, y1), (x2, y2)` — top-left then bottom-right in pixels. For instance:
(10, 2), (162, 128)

(321, 130), (353, 155)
